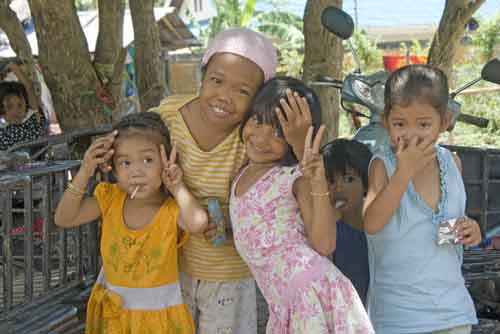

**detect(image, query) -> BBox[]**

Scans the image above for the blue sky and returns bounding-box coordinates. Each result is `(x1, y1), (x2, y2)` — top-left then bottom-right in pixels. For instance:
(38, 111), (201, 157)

(256, 0), (500, 27)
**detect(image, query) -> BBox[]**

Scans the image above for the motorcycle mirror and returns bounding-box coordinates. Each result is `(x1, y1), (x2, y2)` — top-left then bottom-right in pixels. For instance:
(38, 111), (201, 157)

(481, 58), (500, 85)
(321, 7), (354, 40)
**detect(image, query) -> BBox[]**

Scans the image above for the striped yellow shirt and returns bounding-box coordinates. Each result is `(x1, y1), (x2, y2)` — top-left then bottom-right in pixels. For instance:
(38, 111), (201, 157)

(152, 95), (250, 281)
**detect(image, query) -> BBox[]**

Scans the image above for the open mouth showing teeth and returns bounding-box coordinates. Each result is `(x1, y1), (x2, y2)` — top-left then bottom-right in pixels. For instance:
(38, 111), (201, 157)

(213, 107), (227, 115)
(253, 145), (265, 152)
(335, 199), (347, 209)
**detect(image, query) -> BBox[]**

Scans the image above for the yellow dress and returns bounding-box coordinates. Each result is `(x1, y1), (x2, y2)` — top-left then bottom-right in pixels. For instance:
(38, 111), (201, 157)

(86, 183), (194, 334)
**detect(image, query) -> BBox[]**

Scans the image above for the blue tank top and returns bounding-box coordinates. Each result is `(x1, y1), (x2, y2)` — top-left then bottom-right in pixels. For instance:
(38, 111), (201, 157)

(332, 220), (369, 306)
(367, 145), (477, 333)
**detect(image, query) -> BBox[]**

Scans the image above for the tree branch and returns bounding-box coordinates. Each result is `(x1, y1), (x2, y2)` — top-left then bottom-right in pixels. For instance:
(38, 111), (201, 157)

(28, 0), (107, 130)
(302, 0), (343, 140)
(427, 0), (486, 80)
(94, 0), (126, 116)
(0, 0), (35, 79)
(129, 0), (166, 111)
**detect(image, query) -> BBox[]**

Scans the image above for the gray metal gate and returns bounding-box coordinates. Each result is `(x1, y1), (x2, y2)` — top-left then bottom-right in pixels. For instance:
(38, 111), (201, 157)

(0, 160), (99, 333)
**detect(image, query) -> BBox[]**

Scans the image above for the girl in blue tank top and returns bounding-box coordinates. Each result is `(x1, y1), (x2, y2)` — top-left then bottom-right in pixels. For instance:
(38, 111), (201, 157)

(363, 65), (482, 334)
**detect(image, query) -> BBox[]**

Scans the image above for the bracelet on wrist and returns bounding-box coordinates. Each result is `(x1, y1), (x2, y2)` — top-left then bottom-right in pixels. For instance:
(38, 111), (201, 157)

(67, 182), (86, 196)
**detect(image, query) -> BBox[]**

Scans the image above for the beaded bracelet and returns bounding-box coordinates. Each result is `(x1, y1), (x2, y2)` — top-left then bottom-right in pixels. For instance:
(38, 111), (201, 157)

(67, 182), (86, 196)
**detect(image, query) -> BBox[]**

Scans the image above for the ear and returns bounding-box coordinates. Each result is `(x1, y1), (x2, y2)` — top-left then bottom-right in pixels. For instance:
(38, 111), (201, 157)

(440, 111), (452, 132)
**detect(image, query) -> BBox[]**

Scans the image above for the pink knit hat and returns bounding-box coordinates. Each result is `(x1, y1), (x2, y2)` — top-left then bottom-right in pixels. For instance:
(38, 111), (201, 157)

(201, 28), (278, 82)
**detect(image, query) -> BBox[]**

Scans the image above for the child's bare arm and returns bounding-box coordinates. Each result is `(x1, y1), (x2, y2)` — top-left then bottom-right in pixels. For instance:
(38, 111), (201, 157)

(174, 185), (208, 234)
(295, 178), (338, 256)
(296, 126), (339, 256)
(363, 159), (409, 234)
(363, 137), (436, 234)
(451, 154), (481, 246)
(161, 145), (208, 234)
(55, 133), (116, 228)
(54, 169), (101, 228)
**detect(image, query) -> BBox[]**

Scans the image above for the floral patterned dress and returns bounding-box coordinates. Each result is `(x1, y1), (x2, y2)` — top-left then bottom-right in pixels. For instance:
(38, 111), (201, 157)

(230, 166), (374, 334)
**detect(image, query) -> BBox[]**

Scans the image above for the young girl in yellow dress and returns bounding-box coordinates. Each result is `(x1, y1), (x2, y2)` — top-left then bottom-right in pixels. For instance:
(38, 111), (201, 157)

(54, 112), (208, 334)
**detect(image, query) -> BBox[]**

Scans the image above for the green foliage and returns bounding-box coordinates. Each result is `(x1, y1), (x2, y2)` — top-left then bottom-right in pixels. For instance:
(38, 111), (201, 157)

(255, 10), (303, 49)
(472, 14), (500, 60)
(200, 1), (305, 77)
(347, 30), (382, 71)
(75, 0), (96, 11)
(252, 1), (304, 77)
(240, 0), (257, 27)
(400, 39), (429, 55)
(277, 47), (303, 77)
(203, 0), (257, 40)
(448, 59), (500, 147)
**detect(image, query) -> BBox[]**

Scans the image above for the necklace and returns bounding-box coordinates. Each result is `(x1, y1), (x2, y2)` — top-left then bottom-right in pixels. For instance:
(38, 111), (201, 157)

(247, 161), (278, 168)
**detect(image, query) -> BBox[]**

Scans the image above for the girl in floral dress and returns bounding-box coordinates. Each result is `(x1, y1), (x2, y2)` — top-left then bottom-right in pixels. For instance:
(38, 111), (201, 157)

(229, 77), (374, 334)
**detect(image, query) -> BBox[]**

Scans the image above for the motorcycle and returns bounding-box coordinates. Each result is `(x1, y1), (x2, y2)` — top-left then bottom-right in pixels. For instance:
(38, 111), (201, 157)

(311, 6), (500, 152)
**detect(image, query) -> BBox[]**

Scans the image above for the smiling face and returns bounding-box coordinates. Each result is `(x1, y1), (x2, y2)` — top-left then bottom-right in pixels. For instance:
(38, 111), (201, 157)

(242, 116), (287, 164)
(112, 134), (164, 200)
(199, 53), (264, 133)
(385, 102), (448, 148)
(2, 94), (27, 124)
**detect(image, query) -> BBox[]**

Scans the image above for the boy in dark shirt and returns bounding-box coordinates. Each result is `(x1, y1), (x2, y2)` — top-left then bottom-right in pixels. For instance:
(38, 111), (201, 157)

(322, 138), (372, 306)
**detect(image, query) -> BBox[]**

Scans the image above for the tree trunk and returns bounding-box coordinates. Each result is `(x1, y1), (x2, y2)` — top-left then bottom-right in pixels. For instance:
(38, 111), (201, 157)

(0, 1), (36, 79)
(94, 0), (126, 121)
(28, 0), (109, 130)
(427, 0), (486, 80)
(129, 0), (166, 111)
(302, 0), (343, 141)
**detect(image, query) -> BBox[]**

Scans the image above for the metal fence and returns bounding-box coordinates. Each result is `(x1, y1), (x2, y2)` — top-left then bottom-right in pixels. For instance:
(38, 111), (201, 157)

(0, 160), (99, 333)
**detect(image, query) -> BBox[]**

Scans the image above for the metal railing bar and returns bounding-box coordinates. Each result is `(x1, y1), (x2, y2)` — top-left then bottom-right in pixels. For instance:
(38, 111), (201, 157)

(2, 183), (15, 312)
(41, 175), (51, 292)
(23, 180), (33, 303)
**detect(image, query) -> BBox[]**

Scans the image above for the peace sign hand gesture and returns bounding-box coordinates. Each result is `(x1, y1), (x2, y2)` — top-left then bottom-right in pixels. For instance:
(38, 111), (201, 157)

(161, 144), (183, 195)
(299, 125), (327, 185)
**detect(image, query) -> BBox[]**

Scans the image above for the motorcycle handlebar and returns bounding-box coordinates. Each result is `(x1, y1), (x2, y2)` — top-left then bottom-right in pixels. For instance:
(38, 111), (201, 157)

(457, 113), (489, 128)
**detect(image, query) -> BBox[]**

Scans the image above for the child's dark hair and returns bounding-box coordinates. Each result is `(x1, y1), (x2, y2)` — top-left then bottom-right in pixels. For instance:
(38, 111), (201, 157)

(321, 139), (372, 190)
(0, 82), (29, 115)
(384, 64), (449, 118)
(240, 76), (321, 166)
(112, 112), (171, 152)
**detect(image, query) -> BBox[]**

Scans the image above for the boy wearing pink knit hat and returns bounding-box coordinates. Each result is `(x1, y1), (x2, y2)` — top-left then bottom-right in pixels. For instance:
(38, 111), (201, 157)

(152, 28), (310, 333)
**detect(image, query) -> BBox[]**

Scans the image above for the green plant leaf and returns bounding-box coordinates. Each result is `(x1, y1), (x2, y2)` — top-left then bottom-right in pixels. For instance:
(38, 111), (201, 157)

(240, 0), (257, 27)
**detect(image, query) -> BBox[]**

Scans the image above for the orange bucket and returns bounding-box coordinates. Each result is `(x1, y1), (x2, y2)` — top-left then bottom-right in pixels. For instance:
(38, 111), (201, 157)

(383, 55), (428, 71)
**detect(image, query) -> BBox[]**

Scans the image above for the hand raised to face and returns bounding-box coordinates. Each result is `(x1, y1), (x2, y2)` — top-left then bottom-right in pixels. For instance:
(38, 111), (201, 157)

(299, 125), (327, 185)
(160, 144), (183, 195)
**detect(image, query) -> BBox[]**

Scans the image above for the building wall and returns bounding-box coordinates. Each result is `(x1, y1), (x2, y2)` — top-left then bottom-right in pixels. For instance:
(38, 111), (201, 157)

(178, 0), (217, 23)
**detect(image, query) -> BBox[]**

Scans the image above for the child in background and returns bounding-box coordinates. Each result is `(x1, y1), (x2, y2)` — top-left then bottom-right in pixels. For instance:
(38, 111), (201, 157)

(151, 28), (310, 333)
(363, 65), (482, 334)
(0, 63), (46, 150)
(55, 112), (207, 334)
(230, 76), (374, 333)
(322, 138), (372, 306)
